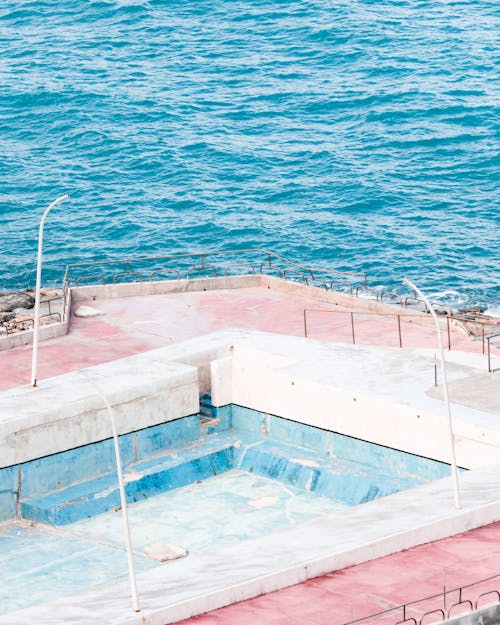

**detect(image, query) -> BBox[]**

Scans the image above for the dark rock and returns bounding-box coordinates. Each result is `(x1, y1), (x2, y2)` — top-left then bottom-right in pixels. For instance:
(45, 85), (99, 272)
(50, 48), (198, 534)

(0, 311), (15, 323)
(0, 292), (35, 313)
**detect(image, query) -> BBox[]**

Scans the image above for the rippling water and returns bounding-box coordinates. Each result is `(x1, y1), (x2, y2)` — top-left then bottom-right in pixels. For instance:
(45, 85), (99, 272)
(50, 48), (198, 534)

(0, 0), (498, 310)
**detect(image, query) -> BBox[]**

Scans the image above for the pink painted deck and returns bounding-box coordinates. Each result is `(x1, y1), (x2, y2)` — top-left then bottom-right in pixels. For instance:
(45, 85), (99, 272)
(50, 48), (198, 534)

(180, 522), (500, 625)
(0, 286), (484, 391)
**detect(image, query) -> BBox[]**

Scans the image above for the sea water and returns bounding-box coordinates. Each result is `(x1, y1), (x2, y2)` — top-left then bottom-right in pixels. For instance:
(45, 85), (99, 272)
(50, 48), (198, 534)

(0, 0), (498, 310)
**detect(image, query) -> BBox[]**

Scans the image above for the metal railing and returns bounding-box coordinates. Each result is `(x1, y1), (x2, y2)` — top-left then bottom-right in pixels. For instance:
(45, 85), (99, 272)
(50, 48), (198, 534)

(60, 249), (500, 354)
(486, 332), (500, 373)
(342, 572), (500, 625)
(303, 308), (498, 372)
(63, 248), (368, 292)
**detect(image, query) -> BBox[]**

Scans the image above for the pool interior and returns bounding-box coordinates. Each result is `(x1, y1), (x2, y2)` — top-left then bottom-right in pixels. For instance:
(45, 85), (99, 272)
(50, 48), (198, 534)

(5, 395), (453, 527)
(0, 395), (455, 615)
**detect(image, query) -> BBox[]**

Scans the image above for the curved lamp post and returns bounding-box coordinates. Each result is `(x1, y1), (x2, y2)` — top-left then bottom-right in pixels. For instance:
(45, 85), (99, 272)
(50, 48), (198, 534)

(79, 372), (141, 613)
(31, 193), (70, 388)
(403, 278), (461, 510)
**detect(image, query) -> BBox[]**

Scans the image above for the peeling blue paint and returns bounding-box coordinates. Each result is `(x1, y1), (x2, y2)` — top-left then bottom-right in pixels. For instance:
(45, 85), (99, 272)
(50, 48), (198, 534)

(0, 465), (18, 522)
(0, 399), (457, 526)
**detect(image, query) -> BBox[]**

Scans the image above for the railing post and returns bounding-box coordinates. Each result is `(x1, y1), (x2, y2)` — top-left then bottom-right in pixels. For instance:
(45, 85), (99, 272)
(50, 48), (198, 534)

(488, 338), (491, 373)
(482, 325), (485, 355)
(397, 315), (402, 348)
(303, 309), (308, 338)
(350, 312), (356, 344)
(446, 317), (451, 350)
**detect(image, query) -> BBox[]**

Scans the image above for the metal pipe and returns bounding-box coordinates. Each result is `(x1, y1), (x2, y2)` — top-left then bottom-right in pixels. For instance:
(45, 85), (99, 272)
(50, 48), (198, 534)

(303, 309), (308, 338)
(403, 278), (461, 510)
(397, 315), (402, 348)
(80, 372), (141, 613)
(31, 194), (70, 387)
(350, 312), (355, 344)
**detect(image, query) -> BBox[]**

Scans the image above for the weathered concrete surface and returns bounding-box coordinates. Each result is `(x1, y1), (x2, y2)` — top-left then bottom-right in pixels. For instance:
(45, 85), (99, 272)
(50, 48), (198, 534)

(3, 458), (500, 625)
(444, 603), (500, 625)
(0, 330), (499, 625)
(427, 371), (500, 414)
(0, 282), (493, 390)
(0, 354), (199, 467)
(210, 332), (500, 468)
(2, 329), (497, 472)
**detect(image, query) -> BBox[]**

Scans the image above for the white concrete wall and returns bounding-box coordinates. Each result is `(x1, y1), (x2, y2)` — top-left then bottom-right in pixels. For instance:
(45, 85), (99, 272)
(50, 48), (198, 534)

(2, 327), (498, 473)
(71, 274), (263, 302)
(0, 332), (235, 468)
(210, 335), (500, 469)
(0, 356), (199, 468)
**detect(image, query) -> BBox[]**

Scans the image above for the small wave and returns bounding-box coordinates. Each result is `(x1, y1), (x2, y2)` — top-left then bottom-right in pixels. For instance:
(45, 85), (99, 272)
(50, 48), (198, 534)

(484, 306), (500, 319)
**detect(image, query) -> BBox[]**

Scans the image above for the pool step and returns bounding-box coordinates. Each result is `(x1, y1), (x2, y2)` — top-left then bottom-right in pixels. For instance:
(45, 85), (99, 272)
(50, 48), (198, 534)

(20, 428), (430, 526)
(239, 440), (419, 506)
(199, 393), (222, 431)
(21, 438), (236, 526)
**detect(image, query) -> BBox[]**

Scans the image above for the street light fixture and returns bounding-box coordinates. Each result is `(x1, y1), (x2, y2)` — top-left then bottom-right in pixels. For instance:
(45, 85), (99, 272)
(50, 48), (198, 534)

(31, 193), (70, 388)
(80, 372), (141, 613)
(403, 277), (461, 510)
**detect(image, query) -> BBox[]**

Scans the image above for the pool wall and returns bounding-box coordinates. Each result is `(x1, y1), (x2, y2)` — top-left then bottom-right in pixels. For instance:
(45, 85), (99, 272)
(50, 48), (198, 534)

(1, 396), (453, 524)
(2, 329), (499, 524)
(211, 346), (500, 469)
(231, 404), (452, 482)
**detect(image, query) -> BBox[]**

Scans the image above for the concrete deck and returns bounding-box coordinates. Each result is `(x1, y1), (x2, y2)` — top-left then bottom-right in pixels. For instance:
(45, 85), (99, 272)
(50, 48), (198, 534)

(0, 284), (492, 392)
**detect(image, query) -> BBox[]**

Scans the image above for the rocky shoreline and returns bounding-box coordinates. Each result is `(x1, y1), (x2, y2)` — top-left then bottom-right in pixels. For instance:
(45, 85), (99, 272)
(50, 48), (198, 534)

(0, 290), (63, 335)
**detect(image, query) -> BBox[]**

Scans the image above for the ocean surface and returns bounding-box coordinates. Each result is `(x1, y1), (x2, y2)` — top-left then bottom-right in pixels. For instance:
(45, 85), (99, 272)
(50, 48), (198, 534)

(0, 0), (498, 311)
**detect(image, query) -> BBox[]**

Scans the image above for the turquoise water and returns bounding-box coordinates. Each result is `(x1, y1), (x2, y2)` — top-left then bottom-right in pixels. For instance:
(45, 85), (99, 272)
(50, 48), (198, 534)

(0, 1), (498, 309)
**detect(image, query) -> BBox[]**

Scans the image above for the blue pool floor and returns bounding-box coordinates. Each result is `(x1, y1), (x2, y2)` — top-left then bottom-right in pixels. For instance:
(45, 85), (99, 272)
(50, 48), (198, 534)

(0, 469), (344, 616)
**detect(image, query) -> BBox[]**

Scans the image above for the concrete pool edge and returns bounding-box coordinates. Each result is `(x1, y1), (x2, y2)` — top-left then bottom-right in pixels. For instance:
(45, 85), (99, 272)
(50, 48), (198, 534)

(1, 329), (499, 471)
(2, 461), (500, 625)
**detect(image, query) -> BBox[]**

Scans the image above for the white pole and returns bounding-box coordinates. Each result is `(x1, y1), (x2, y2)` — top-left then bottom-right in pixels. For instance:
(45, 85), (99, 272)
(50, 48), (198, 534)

(80, 372), (141, 613)
(31, 194), (70, 387)
(403, 278), (461, 510)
